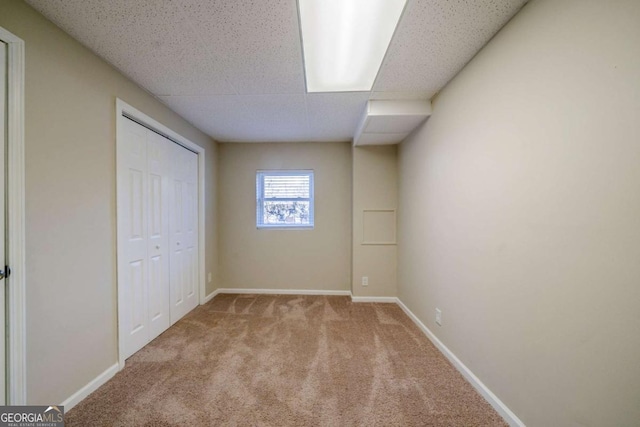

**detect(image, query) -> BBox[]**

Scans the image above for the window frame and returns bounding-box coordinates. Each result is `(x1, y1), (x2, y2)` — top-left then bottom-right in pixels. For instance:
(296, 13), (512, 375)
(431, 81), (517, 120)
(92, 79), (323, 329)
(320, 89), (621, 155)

(256, 169), (315, 229)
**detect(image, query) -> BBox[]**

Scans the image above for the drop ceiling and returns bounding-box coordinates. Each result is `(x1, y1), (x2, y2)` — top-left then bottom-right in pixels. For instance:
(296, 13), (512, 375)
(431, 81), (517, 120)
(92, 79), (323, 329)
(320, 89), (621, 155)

(25, 0), (527, 143)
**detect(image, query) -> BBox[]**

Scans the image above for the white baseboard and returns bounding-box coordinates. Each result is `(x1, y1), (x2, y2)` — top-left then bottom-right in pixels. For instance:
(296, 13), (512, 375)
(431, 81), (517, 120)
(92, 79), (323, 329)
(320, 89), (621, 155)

(61, 363), (119, 411)
(395, 299), (525, 427)
(213, 288), (351, 296)
(351, 296), (398, 303)
(211, 289), (395, 303)
(201, 289), (219, 304)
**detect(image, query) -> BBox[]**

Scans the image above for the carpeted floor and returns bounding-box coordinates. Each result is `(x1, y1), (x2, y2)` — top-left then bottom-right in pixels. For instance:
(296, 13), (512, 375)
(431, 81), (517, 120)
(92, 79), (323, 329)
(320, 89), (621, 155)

(67, 294), (507, 426)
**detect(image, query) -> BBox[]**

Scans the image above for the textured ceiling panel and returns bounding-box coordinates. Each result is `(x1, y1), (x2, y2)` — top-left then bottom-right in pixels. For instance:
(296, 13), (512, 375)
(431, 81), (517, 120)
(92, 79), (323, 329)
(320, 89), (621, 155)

(26, 0), (527, 142)
(27, 0), (237, 95)
(306, 93), (370, 141)
(237, 94), (309, 142)
(177, 0), (305, 95)
(23, 0), (103, 48)
(158, 95), (250, 142)
(373, 0), (528, 95)
(112, 40), (237, 96)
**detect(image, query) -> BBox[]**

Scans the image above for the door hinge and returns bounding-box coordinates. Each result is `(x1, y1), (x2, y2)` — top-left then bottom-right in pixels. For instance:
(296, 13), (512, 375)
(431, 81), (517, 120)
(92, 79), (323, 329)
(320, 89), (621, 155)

(1, 266), (11, 280)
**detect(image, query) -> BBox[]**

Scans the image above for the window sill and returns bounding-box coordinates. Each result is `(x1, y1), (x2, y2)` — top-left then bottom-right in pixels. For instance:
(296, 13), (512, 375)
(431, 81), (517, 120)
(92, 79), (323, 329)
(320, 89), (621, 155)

(257, 225), (315, 230)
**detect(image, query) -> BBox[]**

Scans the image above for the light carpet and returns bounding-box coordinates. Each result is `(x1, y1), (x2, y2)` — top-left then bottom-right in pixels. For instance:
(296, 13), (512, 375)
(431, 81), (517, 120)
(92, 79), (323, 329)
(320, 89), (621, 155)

(67, 294), (507, 426)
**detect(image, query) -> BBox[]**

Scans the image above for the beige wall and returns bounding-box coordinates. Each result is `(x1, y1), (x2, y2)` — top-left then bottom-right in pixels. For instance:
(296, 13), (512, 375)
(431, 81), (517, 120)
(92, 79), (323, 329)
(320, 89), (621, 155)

(0, 0), (218, 405)
(398, 0), (640, 425)
(218, 142), (351, 291)
(352, 146), (397, 297)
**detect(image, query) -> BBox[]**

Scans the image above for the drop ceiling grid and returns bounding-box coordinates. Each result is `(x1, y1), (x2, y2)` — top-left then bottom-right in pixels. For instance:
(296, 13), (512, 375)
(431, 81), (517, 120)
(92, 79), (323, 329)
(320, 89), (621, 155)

(25, 0), (528, 142)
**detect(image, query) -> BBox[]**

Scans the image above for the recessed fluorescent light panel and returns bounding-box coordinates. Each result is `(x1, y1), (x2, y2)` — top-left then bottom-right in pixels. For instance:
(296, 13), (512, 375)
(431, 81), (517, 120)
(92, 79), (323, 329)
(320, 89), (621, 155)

(298, 0), (407, 93)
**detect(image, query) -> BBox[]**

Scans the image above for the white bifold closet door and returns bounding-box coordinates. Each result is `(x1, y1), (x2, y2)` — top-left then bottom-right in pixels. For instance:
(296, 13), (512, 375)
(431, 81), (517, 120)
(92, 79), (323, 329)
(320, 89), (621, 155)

(119, 118), (198, 360)
(169, 140), (199, 323)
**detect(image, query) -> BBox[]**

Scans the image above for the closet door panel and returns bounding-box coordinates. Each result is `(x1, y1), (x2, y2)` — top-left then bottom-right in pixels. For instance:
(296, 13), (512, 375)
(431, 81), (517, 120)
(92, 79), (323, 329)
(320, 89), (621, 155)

(169, 144), (187, 323)
(147, 133), (171, 338)
(119, 119), (150, 359)
(169, 144), (199, 323)
(184, 151), (199, 312)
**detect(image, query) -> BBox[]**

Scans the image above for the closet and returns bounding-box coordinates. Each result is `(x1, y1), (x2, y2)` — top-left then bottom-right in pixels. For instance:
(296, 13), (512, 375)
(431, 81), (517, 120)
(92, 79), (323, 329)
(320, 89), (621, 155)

(117, 116), (199, 359)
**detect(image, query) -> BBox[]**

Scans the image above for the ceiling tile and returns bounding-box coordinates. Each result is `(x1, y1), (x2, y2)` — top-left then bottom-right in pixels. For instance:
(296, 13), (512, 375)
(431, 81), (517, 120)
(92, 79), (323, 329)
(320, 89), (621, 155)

(177, 0), (305, 95)
(374, 0), (527, 94)
(237, 94), (309, 141)
(158, 95), (250, 142)
(27, 0), (237, 95)
(25, 0), (103, 47)
(306, 93), (370, 141)
(111, 40), (237, 96)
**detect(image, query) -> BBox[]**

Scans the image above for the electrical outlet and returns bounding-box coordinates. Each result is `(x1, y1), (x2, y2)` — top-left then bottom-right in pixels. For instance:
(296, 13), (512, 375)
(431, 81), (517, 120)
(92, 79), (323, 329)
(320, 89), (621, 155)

(207, 272), (212, 283)
(435, 308), (442, 326)
(362, 276), (369, 286)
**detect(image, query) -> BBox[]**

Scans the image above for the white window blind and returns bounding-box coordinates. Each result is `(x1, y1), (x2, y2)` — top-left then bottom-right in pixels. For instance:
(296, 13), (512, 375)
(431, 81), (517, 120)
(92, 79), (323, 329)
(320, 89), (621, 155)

(256, 170), (314, 228)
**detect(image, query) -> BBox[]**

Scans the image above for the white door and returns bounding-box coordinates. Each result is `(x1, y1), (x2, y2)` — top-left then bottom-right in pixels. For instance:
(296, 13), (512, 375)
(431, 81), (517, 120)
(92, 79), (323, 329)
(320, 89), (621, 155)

(146, 133), (171, 339)
(169, 143), (199, 323)
(118, 117), (198, 358)
(118, 119), (150, 358)
(0, 40), (7, 405)
(184, 150), (199, 314)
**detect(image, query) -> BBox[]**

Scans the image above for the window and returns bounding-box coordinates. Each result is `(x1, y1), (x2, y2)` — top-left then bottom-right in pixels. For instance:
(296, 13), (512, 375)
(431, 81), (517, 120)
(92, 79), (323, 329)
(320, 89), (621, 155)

(256, 170), (314, 228)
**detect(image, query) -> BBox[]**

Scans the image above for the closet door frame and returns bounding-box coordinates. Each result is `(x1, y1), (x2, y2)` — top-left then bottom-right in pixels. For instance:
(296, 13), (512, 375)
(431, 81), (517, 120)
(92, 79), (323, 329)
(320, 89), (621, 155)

(116, 98), (206, 370)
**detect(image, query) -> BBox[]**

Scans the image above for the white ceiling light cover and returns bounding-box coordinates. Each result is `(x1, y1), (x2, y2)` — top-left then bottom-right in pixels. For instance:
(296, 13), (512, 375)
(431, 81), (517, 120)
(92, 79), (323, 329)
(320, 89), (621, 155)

(298, 0), (407, 93)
